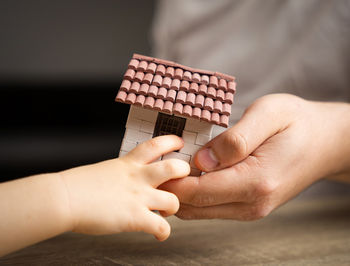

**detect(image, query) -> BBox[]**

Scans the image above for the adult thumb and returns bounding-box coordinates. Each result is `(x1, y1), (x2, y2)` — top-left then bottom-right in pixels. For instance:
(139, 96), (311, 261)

(193, 95), (292, 172)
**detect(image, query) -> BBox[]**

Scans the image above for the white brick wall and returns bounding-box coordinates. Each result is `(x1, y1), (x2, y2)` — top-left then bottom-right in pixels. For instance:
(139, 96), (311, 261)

(140, 120), (155, 134)
(119, 151), (128, 157)
(120, 139), (137, 152)
(128, 105), (158, 123)
(124, 128), (152, 143)
(125, 117), (142, 130)
(184, 118), (213, 136)
(162, 152), (191, 163)
(195, 133), (211, 146)
(180, 142), (202, 156)
(182, 130), (197, 143)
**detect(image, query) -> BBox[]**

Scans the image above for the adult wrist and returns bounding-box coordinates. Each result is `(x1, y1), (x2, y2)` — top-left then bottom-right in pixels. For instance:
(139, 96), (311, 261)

(317, 101), (350, 177)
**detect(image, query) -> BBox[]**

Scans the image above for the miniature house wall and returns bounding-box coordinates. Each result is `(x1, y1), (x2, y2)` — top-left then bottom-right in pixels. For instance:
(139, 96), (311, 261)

(119, 105), (213, 176)
(116, 54), (236, 176)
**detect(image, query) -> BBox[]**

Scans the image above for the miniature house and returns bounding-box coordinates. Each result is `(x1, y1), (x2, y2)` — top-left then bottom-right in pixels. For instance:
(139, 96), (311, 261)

(116, 54), (236, 176)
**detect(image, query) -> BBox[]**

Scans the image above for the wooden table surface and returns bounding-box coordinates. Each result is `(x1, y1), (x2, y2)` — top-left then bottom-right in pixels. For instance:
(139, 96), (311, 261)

(1, 196), (350, 265)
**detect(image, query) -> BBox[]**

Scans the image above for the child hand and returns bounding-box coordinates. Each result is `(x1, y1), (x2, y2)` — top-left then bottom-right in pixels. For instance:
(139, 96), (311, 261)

(60, 135), (190, 241)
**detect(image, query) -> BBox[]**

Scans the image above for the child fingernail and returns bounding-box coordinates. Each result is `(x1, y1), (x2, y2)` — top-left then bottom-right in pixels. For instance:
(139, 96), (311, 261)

(196, 148), (218, 170)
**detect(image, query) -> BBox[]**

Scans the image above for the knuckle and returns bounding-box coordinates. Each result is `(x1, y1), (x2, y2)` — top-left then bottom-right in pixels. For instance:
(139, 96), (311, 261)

(223, 132), (248, 158)
(247, 95), (278, 117)
(252, 94), (303, 114)
(253, 94), (282, 110)
(191, 194), (215, 207)
(244, 203), (273, 221)
(162, 159), (178, 175)
(253, 95), (272, 107)
(170, 159), (190, 176)
(253, 178), (278, 197)
(147, 138), (161, 150)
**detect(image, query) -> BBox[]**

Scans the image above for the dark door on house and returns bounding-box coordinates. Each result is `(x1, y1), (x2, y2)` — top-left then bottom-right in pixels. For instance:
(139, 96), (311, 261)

(153, 113), (186, 138)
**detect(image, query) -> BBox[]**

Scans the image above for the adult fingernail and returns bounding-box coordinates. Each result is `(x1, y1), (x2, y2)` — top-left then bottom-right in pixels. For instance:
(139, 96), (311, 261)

(196, 148), (218, 170)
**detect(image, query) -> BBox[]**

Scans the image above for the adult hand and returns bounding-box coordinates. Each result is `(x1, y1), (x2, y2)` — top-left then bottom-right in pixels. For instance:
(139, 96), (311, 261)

(160, 94), (350, 220)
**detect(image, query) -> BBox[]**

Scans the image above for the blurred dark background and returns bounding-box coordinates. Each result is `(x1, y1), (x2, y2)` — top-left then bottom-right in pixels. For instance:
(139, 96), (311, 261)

(0, 0), (155, 181)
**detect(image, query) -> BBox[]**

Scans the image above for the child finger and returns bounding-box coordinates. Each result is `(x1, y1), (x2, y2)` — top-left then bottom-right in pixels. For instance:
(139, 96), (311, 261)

(141, 210), (171, 241)
(125, 135), (184, 164)
(147, 190), (179, 216)
(144, 158), (190, 187)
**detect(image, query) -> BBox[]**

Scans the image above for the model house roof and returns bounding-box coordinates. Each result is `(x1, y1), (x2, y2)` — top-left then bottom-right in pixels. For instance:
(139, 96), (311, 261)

(115, 54), (236, 127)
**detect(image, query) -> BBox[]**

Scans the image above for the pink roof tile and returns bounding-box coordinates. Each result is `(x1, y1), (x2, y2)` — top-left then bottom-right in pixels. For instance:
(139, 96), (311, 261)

(176, 90), (186, 103)
(116, 90), (127, 102)
(135, 94), (145, 106)
(130, 82), (140, 93)
(222, 103), (231, 116)
(148, 85), (158, 97)
(116, 54), (237, 127)
(219, 79), (227, 91)
(216, 89), (225, 102)
(165, 67), (175, 78)
(173, 102), (183, 115)
(225, 92), (234, 104)
(170, 79), (180, 90)
(211, 112), (220, 124)
(201, 110), (211, 122)
(192, 73), (201, 83)
(166, 89), (176, 101)
(214, 100), (223, 113)
(163, 101), (173, 113)
(209, 76), (218, 88)
(128, 59), (139, 70)
(162, 77), (172, 89)
(124, 69), (135, 80)
(174, 68), (183, 79)
(152, 75), (162, 87)
(120, 80), (131, 91)
(198, 84), (207, 95)
(207, 86), (216, 98)
(219, 115), (229, 127)
(180, 80), (190, 91)
(137, 60), (148, 72)
(155, 65), (166, 75)
(142, 73), (153, 85)
(195, 94), (205, 108)
(144, 96), (155, 108)
(125, 93), (136, 104)
(146, 62), (157, 74)
(154, 99), (164, 110)
(139, 83), (149, 95)
(204, 98), (214, 111)
(134, 71), (144, 83)
(183, 71), (192, 81)
(201, 75), (209, 85)
(157, 87), (167, 99)
(227, 81), (236, 93)
(189, 82), (199, 93)
(183, 105), (192, 117)
(185, 93), (196, 105)
(193, 107), (201, 119)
